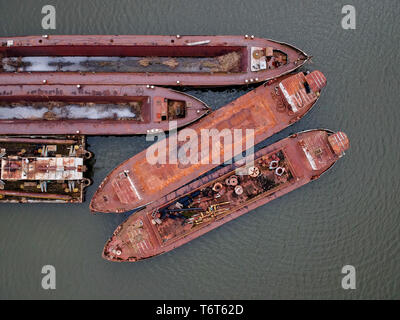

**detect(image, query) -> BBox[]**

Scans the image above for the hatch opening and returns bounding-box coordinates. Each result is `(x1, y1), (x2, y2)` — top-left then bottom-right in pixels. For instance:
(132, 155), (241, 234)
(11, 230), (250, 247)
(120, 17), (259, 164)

(1, 46), (247, 74)
(168, 99), (186, 120)
(251, 47), (288, 72)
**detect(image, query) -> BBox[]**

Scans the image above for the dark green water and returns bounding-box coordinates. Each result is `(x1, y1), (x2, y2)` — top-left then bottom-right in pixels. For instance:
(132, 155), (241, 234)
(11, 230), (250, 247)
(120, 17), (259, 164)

(0, 0), (399, 299)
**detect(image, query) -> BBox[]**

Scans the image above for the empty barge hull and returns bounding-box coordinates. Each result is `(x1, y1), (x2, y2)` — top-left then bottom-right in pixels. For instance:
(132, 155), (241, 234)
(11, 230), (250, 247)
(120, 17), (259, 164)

(0, 135), (92, 203)
(0, 85), (210, 135)
(0, 35), (309, 86)
(103, 129), (350, 262)
(90, 70), (327, 213)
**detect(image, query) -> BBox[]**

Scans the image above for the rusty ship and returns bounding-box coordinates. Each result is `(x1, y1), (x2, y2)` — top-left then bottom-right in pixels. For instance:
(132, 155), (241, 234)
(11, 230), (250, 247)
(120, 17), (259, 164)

(0, 35), (309, 86)
(90, 70), (327, 213)
(0, 85), (210, 135)
(0, 135), (92, 203)
(103, 129), (349, 262)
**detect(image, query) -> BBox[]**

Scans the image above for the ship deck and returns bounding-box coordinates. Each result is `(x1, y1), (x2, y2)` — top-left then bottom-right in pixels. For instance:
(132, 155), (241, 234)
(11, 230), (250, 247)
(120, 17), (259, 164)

(0, 85), (210, 135)
(103, 129), (348, 262)
(0, 35), (308, 86)
(153, 149), (296, 245)
(0, 135), (91, 203)
(91, 71), (326, 213)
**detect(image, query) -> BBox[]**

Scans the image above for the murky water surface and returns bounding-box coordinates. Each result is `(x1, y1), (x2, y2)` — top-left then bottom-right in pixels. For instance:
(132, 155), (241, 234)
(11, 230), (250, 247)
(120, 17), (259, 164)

(0, 0), (399, 299)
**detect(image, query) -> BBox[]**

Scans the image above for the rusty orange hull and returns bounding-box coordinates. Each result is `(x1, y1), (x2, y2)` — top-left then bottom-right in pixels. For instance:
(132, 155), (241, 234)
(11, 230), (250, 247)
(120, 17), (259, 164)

(103, 129), (349, 262)
(0, 35), (308, 86)
(0, 85), (210, 135)
(90, 70), (327, 213)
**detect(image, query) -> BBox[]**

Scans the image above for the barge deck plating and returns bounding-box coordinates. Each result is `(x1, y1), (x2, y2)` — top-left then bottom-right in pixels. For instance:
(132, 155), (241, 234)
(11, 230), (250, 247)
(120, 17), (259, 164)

(0, 135), (92, 203)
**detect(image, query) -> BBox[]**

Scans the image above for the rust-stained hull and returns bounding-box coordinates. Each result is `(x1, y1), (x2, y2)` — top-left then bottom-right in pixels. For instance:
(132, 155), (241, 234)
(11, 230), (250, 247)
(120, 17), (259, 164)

(0, 35), (309, 86)
(0, 135), (92, 203)
(0, 85), (210, 135)
(90, 70), (327, 213)
(103, 129), (349, 262)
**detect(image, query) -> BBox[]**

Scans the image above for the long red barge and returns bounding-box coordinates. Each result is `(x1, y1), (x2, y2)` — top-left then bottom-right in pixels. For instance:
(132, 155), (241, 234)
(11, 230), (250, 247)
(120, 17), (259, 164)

(90, 70), (327, 213)
(0, 35), (309, 86)
(103, 129), (349, 262)
(0, 85), (210, 135)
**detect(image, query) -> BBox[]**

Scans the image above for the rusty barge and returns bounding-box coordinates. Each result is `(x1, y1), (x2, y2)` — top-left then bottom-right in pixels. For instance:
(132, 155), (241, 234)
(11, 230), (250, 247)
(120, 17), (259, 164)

(103, 129), (349, 262)
(0, 35), (309, 86)
(0, 85), (210, 135)
(90, 70), (327, 213)
(0, 135), (92, 203)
